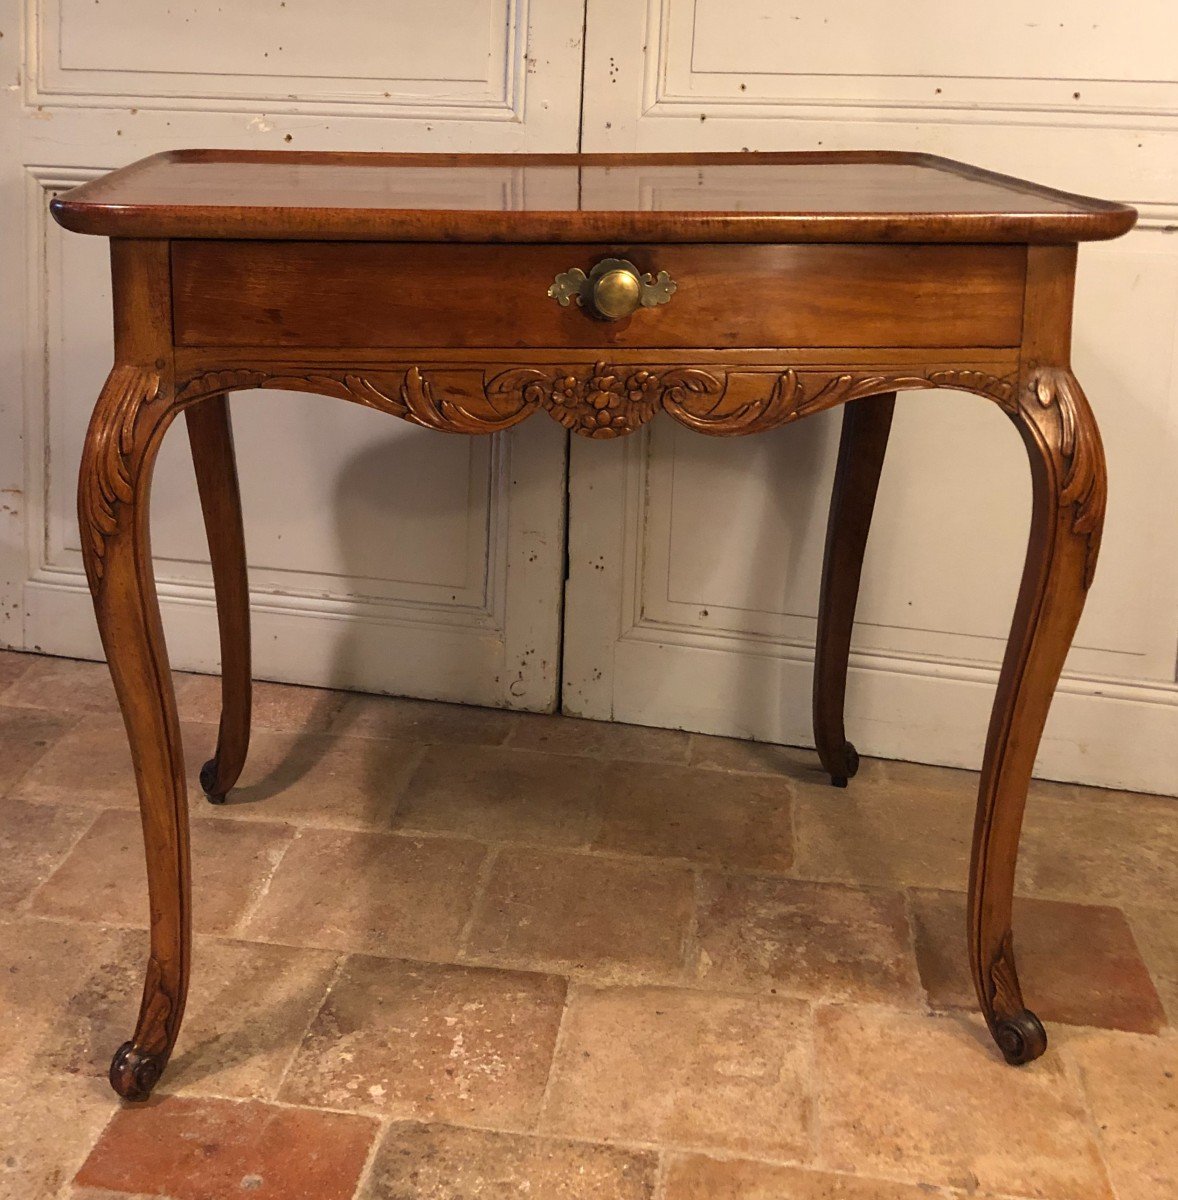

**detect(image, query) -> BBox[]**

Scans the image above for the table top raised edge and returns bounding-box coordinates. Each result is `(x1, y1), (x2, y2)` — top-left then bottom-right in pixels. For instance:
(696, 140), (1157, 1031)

(49, 149), (1137, 245)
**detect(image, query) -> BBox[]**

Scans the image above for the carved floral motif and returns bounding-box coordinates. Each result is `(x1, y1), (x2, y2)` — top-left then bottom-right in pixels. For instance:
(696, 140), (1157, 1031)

(83, 361), (1023, 587)
(176, 362), (1019, 440)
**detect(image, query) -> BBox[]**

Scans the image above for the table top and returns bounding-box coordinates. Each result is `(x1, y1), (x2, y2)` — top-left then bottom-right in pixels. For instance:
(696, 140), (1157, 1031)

(51, 149), (1136, 244)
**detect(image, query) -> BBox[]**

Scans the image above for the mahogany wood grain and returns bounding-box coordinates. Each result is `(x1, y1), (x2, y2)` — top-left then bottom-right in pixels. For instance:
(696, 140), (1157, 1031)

(53, 151), (1131, 1100)
(51, 149), (1136, 244)
(184, 394), (251, 804)
(172, 241), (1026, 351)
(813, 393), (896, 787)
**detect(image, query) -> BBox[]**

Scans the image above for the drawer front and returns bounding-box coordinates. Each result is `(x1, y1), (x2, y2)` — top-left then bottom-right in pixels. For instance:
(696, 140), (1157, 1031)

(172, 241), (1026, 350)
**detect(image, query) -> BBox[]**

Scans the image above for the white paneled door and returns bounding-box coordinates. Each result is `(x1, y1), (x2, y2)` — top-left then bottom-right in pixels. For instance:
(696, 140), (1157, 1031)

(1, 2), (586, 708)
(5, 1), (1176, 795)
(566, 0), (1178, 795)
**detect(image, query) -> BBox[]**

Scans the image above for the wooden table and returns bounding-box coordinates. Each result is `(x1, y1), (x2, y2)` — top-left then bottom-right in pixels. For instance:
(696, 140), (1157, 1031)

(51, 150), (1135, 1101)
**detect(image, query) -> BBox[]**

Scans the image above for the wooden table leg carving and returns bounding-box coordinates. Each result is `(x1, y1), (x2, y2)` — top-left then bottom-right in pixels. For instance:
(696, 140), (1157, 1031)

(813, 392), (896, 786)
(54, 152), (1132, 1096)
(970, 363), (1106, 1064)
(185, 393), (252, 804)
(79, 363), (192, 1100)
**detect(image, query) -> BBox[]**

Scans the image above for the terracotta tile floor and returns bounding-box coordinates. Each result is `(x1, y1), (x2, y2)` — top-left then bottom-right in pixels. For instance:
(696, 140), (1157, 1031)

(0, 649), (1174, 1200)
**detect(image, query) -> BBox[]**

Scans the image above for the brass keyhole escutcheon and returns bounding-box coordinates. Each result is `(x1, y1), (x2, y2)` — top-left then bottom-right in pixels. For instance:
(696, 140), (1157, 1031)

(548, 257), (677, 321)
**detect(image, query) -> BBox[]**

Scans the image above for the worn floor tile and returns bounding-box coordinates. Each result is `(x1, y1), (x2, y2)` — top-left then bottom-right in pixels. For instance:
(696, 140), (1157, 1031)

(511, 712), (689, 763)
(792, 787), (974, 891)
(817, 1006), (1112, 1199)
(41, 936), (334, 1098)
(393, 745), (605, 847)
(74, 1094), (378, 1200)
(464, 847), (692, 982)
(0, 655), (121, 715)
(542, 984), (812, 1158)
(0, 1072), (118, 1200)
(164, 938), (339, 1099)
(32, 809), (294, 933)
(0, 917), (138, 1079)
(1066, 1029), (1178, 1200)
(691, 873), (921, 1006)
(594, 762), (793, 871)
(67, 1187), (166, 1198)
(206, 729), (423, 828)
(0, 647), (36, 695)
(849, 756), (1075, 803)
(853, 756), (979, 797)
(362, 1123), (658, 1200)
(1018, 792), (1178, 908)
(331, 691), (518, 745)
(11, 714), (211, 809)
(0, 704), (77, 795)
(1127, 905), (1178, 1026)
(688, 733), (821, 779)
(911, 890), (1165, 1034)
(245, 828), (486, 958)
(0, 796), (95, 912)
(175, 672), (348, 733)
(280, 955), (565, 1126)
(664, 1155), (961, 1199)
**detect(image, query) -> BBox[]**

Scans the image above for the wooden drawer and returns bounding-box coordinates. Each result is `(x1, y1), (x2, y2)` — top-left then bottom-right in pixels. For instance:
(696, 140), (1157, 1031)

(171, 241), (1026, 350)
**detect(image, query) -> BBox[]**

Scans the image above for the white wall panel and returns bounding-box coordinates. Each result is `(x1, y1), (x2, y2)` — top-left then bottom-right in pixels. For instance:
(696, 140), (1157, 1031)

(34, 0), (525, 117)
(569, 0), (1178, 793)
(3, 1), (587, 710)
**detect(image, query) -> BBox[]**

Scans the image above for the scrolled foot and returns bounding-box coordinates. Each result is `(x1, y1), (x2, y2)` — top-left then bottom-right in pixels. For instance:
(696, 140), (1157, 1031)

(829, 740), (859, 788)
(109, 1041), (164, 1101)
(199, 758), (227, 804)
(993, 1010), (1048, 1066)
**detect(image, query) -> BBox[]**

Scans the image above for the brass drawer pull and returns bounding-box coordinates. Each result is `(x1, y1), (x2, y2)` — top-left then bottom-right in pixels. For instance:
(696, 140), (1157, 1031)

(548, 257), (677, 321)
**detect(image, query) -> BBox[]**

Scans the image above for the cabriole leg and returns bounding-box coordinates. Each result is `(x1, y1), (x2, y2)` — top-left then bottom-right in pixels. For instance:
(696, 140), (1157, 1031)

(79, 364), (189, 1100)
(971, 366), (1106, 1064)
(185, 393), (252, 804)
(812, 392), (896, 786)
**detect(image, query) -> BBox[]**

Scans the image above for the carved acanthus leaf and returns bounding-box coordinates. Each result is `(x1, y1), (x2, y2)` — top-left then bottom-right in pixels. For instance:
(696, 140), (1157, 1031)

(174, 363), (1018, 441)
(1029, 367), (1107, 587)
(987, 929), (1024, 1016)
(79, 365), (162, 584)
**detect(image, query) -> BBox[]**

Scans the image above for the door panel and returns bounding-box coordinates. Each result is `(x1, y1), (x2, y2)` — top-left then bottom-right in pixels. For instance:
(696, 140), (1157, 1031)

(567, 0), (1178, 794)
(3, 1), (585, 709)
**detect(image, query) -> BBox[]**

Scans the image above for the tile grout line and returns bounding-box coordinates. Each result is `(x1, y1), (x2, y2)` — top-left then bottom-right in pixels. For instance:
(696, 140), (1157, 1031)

(898, 887), (934, 1015)
(9, 660), (1174, 1197)
(268, 953), (350, 1104)
(785, 778), (800, 880)
(29, 1067), (1104, 1200)
(651, 1148), (672, 1200)
(384, 742), (431, 829)
(16, 805), (108, 918)
(0, 705), (86, 790)
(1057, 1033), (1126, 1200)
(53, 1097), (123, 1200)
(680, 867), (703, 988)
(228, 823), (303, 938)
(808, 999), (824, 1171)
(454, 844), (501, 959)
(533, 977), (578, 1134)
(348, 1113), (392, 1200)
